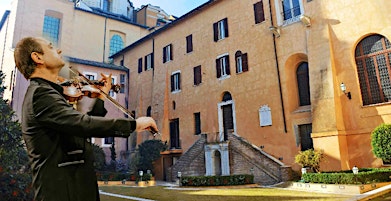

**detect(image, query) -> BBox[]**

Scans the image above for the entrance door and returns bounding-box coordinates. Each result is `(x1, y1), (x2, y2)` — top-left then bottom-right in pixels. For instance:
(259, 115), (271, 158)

(222, 104), (233, 141)
(299, 124), (313, 151)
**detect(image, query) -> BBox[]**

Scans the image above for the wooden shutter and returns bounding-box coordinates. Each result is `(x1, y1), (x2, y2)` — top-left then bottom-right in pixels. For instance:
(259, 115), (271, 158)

(177, 73), (181, 90)
(163, 46), (167, 63)
(216, 58), (221, 78)
(254, 1), (265, 24)
(242, 53), (248, 72)
(223, 18), (229, 38)
(144, 55), (148, 70)
(151, 53), (154, 69)
(213, 22), (218, 42)
(138, 58), (142, 73)
(186, 35), (193, 53)
(170, 74), (174, 92)
(194, 65), (201, 85)
(225, 55), (231, 75)
(170, 44), (173, 61)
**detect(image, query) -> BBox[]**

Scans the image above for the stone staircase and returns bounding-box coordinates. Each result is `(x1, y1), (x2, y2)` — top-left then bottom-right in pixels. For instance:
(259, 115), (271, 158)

(167, 133), (292, 185)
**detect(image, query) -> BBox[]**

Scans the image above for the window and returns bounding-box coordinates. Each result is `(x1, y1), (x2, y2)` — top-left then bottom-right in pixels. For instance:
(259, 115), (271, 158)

(43, 15), (61, 46)
(355, 34), (391, 105)
(104, 75), (117, 99)
(235, 51), (248, 73)
(194, 65), (202, 85)
(282, 0), (302, 25)
(186, 34), (193, 53)
(171, 71), (181, 92)
(138, 58), (143, 73)
(84, 72), (97, 81)
(103, 137), (114, 146)
(163, 44), (173, 63)
(213, 18), (228, 42)
(194, 112), (201, 135)
(109, 34), (124, 57)
(103, 0), (111, 12)
(145, 53), (154, 70)
(146, 106), (152, 117)
(254, 1), (265, 24)
(216, 55), (230, 79)
(296, 62), (310, 106)
(120, 74), (125, 93)
(169, 118), (181, 149)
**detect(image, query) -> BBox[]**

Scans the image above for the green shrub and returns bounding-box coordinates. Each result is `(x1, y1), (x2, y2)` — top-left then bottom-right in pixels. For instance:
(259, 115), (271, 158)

(92, 143), (106, 171)
(295, 149), (324, 173)
(371, 124), (391, 163)
(301, 168), (391, 184)
(180, 174), (253, 187)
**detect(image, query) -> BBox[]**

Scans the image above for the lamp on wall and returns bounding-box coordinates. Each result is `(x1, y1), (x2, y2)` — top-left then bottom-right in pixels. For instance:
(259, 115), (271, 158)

(300, 15), (311, 27)
(269, 26), (280, 38)
(340, 82), (352, 99)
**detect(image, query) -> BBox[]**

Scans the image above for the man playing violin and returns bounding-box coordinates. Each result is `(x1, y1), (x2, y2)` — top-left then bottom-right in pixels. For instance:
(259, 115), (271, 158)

(14, 36), (158, 201)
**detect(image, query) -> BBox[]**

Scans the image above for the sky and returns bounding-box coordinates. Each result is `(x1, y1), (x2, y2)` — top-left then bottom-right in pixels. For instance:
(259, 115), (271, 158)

(0, 0), (209, 18)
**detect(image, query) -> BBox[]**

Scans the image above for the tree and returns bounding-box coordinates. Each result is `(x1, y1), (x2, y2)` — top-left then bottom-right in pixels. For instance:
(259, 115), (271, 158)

(137, 140), (167, 173)
(0, 71), (33, 200)
(294, 149), (324, 173)
(371, 123), (391, 163)
(92, 143), (106, 171)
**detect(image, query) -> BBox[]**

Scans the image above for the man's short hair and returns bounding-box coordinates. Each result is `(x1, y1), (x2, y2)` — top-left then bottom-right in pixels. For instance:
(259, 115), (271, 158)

(14, 37), (44, 79)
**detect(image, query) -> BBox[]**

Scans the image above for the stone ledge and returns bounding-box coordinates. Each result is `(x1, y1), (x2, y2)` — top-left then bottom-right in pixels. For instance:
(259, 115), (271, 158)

(287, 182), (391, 194)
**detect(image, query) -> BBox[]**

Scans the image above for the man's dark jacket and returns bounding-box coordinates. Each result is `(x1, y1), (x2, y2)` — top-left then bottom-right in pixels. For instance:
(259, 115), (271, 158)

(21, 78), (135, 201)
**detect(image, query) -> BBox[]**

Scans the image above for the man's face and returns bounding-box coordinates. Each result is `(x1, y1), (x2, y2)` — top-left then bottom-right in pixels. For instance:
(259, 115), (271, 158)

(36, 38), (65, 69)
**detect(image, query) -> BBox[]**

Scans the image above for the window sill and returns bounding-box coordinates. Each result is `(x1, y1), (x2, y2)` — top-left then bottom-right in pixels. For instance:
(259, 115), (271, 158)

(171, 90), (181, 94)
(293, 105), (311, 113)
(218, 75), (231, 81)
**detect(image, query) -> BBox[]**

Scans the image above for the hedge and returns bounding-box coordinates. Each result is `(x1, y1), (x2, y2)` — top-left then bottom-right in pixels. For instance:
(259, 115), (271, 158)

(180, 174), (254, 187)
(301, 168), (391, 184)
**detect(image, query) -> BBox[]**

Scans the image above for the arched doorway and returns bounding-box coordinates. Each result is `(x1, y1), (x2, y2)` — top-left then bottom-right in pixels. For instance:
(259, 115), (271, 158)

(213, 150), (222, 176)
(218, 92), (236, 141)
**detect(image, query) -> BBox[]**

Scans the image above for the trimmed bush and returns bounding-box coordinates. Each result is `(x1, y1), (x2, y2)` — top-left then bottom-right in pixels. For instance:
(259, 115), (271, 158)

(295, 149), (324, 173)
(301, 168), (391, 184)
(371, 124), (391, 163)
(180, 174), (254, 187)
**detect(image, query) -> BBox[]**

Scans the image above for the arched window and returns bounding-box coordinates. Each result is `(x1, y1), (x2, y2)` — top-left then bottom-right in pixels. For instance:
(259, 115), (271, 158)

(235, 51), (248, 73)
(296, 62), (310, 106)
(222, 92), (232, 102)
(109, 34), (124, 57)
(355, 34), (391, 105)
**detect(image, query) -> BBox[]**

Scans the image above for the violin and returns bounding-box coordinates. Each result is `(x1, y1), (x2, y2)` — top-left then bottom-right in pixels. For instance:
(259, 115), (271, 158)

(59, 79), (121, 103)
(65, 67), (160, 137)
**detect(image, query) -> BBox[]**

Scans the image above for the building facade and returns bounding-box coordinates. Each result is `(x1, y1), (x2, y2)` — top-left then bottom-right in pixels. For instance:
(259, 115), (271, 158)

(0, 0), (163, 163)
(110, 0), (391, 180)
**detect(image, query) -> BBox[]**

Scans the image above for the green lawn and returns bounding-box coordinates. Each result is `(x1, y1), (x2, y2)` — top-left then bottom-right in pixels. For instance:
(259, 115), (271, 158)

(99, 186), (354, 201)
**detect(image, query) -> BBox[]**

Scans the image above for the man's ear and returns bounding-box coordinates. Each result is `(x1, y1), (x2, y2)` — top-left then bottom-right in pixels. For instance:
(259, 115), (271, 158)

(31, 52), (44, 65)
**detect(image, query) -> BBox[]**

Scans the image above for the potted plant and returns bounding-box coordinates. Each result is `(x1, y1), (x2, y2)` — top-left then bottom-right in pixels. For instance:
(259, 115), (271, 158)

(295, 149), (324, 173)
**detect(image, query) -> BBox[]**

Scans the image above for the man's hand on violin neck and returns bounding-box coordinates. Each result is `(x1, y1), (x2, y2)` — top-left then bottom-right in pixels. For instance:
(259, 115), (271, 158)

(99, 73), (112, 95)
(135, 117), (158, 133)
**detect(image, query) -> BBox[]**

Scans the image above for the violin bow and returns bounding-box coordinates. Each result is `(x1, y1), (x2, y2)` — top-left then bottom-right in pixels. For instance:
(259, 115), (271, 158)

(68, 66), (160, 137)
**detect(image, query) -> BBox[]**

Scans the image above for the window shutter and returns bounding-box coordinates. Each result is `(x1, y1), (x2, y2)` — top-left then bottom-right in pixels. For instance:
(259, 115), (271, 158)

(170, 44), (173, 61)
(254, 1), (265, 24)
(178, 73), (181, 90)
(138, 58), (142, 73)
(186, 35), (193, 53)
(226, 55), (231, 75)
(223, 18), (229, 38)
(163, 47), (167, 63)
(144, 55), (147, 70)
(194, 65), (201, 85)
(170, 75), (174, 92)
(151, 53), (154, 69)
(213, 22), (218, 42)
(216, 58), (221, 78)
(242, 53), (248, 72)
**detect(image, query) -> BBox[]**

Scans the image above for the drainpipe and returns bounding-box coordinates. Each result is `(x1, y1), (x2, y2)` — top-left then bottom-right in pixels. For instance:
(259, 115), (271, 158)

(103, 17), (107, 62)
(269, 0), (287, 133)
